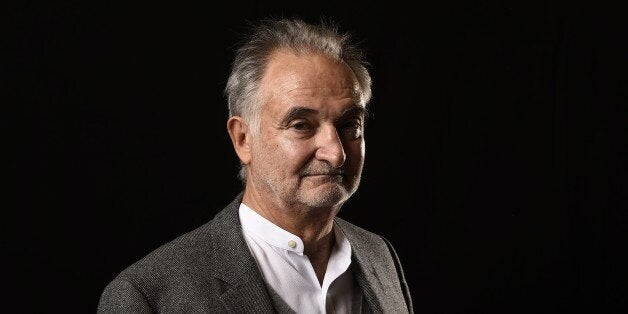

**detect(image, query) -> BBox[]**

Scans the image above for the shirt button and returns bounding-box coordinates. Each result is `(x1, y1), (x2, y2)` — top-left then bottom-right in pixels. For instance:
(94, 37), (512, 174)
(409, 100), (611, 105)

(288, 240), (297, 249)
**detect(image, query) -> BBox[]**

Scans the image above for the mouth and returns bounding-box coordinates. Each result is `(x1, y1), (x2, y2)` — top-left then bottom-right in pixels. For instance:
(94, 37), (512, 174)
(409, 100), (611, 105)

(302, 171), (344, 177)
(301, 172), (345, 186)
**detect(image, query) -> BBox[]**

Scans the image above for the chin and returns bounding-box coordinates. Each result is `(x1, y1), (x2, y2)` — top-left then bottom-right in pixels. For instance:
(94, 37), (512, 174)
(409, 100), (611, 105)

(302, 186), (351, 208)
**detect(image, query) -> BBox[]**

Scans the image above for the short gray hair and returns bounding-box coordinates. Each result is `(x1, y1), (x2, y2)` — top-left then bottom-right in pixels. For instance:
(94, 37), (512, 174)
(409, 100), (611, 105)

(224, 18), (372, 183)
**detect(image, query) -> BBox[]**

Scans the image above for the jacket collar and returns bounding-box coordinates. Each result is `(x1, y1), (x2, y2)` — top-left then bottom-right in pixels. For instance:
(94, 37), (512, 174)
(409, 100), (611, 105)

(209, 192), (278, 312)
(336, 218), (393, 313)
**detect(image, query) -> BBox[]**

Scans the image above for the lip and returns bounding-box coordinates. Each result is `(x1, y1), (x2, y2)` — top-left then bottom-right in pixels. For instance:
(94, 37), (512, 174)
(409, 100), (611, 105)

(302, 173), (344, 177)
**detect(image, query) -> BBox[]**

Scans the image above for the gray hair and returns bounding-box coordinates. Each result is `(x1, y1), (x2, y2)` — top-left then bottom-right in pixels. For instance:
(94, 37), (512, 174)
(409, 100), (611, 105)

(224, 18), (372, 183)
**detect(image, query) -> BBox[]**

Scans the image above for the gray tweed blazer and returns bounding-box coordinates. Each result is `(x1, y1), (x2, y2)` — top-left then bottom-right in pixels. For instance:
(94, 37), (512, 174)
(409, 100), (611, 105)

(98, 193), (413, 313)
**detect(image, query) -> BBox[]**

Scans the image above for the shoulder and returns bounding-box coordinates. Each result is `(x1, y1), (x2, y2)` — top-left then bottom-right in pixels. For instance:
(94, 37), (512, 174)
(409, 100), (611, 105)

(334, 216), (403, 271)
(98, 219), (222, 312)
(335, 217), (414, 313)
(334, 216), (391, 251)
(98, 194), (244, 310)
(118, 217), (218, 282)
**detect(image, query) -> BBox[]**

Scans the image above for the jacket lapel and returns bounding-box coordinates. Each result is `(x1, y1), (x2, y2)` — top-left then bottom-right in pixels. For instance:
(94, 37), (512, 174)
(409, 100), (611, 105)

(218, 268), (276, 313)
(348, 239), (386, 313)
(210, 193), (276, 313)
(336, 218), (401, 314)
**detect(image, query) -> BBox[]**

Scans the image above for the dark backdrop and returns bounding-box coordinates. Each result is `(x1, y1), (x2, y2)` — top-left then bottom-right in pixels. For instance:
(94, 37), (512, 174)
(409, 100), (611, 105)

(10, 1), (626, 313)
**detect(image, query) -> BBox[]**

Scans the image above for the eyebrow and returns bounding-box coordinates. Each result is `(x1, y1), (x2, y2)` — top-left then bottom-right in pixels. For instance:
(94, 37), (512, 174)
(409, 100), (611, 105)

(279, 105), (369, 125)
(335, 105), (369, 123)
(278, 107), (318, 125)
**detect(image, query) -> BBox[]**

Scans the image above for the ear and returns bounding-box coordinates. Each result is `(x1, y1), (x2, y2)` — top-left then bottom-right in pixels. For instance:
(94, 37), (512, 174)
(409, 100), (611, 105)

(227, 116), (252, 165)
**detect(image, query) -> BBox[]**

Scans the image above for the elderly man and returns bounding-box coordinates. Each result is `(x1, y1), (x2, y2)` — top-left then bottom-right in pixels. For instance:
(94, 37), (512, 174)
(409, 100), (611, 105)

(98, 18), (413, 313)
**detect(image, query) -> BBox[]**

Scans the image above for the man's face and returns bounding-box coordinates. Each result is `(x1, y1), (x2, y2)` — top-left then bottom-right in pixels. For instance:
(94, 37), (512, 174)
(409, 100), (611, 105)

(248, 50), (366, 210)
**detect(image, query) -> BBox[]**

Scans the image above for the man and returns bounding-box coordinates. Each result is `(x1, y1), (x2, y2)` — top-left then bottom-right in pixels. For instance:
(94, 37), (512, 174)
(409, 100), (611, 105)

(98, 18), (413, 313)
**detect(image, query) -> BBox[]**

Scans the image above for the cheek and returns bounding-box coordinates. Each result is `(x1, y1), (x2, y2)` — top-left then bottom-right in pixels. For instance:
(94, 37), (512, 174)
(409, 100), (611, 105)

(269, 137), (313, 171)
(346, 139), (365, 163)
(359, 140), (365, 158)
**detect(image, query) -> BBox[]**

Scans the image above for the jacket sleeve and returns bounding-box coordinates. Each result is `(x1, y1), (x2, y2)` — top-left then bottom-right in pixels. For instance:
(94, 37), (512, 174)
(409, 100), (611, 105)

(97, 278), (153, 313)
(382, 236), (414, 314)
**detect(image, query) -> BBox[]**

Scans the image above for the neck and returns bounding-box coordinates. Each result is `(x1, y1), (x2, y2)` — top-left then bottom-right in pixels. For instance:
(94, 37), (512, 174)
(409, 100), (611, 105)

(242, 188), (339, 284)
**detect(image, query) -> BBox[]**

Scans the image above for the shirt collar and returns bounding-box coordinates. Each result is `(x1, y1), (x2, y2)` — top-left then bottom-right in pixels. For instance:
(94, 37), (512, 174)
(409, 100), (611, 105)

(238, 202), (352, 261)
(239, 203), (305, 254)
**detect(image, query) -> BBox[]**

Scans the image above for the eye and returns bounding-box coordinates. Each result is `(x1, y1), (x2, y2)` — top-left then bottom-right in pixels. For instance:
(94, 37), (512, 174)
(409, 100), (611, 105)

(345, 119), (362, 129)
(341, 119), (362, 130)
(289, 120), (313, 132)
(340, 119), (363, 138)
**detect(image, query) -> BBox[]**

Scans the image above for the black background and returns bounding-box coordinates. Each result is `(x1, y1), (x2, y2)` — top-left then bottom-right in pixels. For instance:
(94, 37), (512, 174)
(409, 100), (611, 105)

(10, 1), (626, 313)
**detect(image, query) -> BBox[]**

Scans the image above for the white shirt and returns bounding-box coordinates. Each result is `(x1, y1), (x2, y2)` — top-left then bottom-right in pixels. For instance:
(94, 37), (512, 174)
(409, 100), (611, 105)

(239, 203), (362, 313)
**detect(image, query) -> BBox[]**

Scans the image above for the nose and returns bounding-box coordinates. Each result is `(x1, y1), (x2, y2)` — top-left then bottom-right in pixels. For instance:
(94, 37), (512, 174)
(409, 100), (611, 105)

(315, 125), (346, 168)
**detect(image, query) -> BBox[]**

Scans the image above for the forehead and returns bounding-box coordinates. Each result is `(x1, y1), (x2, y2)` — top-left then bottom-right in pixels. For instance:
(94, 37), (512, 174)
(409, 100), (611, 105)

(258, 50), (362, 114)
